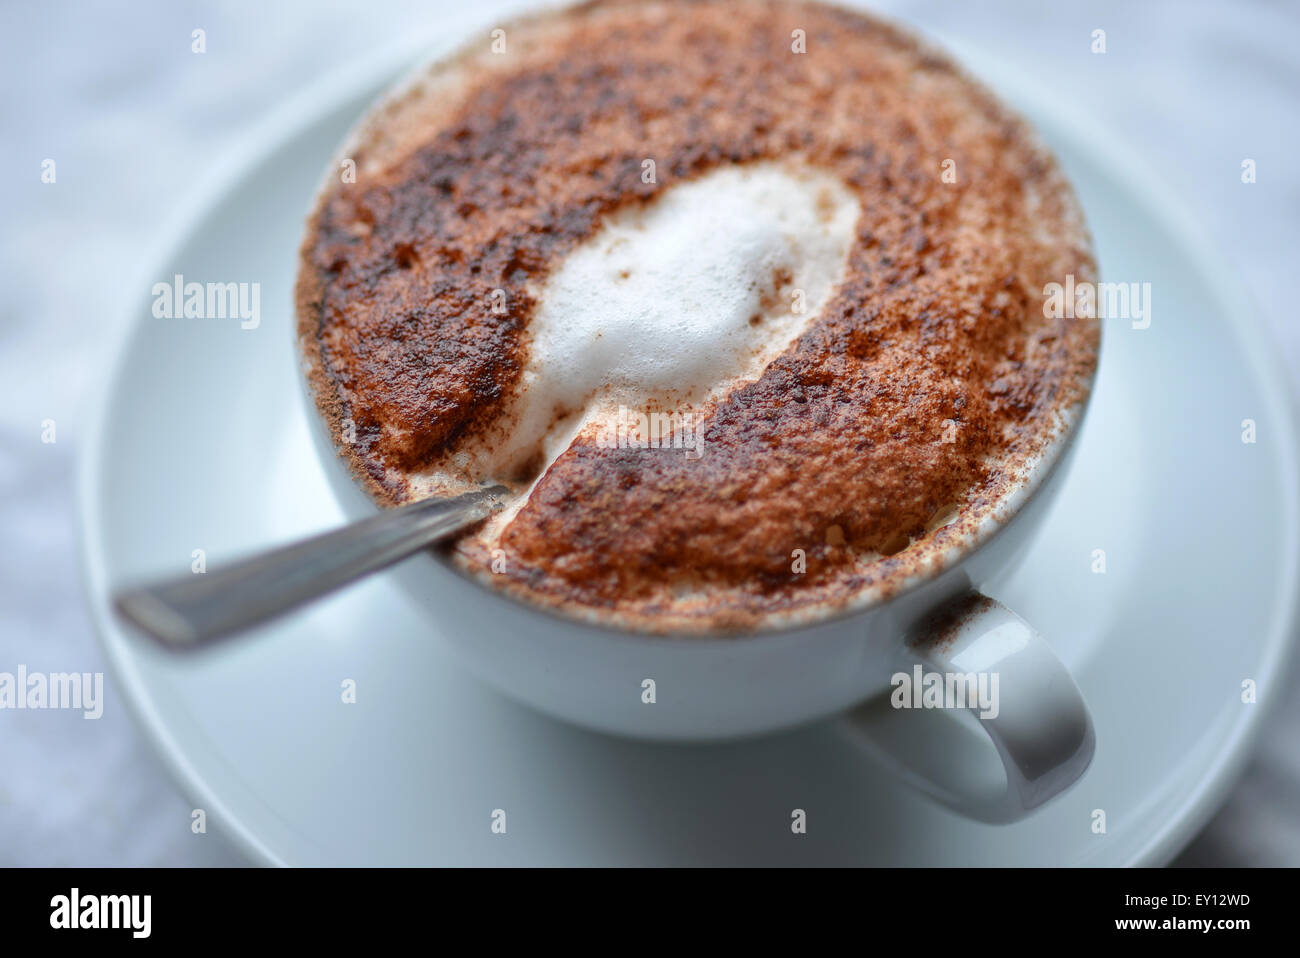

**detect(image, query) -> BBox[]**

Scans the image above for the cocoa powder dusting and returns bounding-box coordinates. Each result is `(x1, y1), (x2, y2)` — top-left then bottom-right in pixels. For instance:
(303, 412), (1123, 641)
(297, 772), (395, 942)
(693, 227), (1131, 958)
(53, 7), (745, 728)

(296, 0), (1099, 633)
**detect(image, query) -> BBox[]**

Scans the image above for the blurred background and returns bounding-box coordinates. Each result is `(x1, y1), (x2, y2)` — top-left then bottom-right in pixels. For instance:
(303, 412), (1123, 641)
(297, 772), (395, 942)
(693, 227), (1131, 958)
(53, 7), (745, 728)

(2, 0), (1297, 865)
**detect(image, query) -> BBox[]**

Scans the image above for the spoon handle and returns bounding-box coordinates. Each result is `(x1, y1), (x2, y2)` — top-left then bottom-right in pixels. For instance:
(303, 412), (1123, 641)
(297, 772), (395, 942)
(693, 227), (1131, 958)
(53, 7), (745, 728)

(114, 486), (509, 649)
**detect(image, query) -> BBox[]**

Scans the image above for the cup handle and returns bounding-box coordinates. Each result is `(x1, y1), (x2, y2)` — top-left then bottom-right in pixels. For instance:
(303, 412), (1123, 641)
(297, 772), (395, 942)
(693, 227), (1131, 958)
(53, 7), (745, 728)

(851, 591), (1095, 824)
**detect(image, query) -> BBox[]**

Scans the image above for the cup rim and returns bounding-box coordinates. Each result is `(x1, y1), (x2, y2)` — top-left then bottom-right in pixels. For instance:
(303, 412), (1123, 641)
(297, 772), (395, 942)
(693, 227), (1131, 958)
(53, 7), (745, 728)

(293, 0), (1103, 642)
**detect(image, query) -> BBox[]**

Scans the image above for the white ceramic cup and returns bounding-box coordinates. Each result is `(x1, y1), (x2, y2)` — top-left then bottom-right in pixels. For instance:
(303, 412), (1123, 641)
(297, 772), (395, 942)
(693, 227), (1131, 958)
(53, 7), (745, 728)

(300, 332), (1097, 823)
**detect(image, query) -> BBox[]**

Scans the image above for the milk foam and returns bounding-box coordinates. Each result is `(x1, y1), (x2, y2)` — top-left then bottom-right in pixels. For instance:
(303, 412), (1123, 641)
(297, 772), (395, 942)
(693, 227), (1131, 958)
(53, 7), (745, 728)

(409, 161), (859, 497)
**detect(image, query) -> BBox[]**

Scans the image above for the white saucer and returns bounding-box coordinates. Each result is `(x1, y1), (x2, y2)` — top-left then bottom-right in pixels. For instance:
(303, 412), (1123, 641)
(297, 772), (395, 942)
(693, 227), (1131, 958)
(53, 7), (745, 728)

(79, 28), (1300, 866)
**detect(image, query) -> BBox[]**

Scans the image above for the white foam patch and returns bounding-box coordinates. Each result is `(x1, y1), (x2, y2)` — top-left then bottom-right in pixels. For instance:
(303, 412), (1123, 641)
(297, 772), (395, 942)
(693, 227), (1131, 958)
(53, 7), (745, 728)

(408, 160), (859, 499)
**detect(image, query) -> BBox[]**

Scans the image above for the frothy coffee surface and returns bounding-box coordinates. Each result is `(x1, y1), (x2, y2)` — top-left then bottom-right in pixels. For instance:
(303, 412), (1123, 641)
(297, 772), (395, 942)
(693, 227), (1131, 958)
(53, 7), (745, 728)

(422, 161), (859, 489)
(297, 0), (1099, 632)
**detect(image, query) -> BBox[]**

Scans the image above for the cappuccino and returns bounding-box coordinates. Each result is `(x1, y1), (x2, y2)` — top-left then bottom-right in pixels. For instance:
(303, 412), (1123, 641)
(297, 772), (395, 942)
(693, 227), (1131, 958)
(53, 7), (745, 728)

(296, 0), (1099, 632)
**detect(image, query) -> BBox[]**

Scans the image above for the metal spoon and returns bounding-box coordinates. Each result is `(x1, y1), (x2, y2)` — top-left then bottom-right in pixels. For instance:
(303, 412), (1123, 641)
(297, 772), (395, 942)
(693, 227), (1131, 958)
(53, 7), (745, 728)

(113, 485), (510, 649)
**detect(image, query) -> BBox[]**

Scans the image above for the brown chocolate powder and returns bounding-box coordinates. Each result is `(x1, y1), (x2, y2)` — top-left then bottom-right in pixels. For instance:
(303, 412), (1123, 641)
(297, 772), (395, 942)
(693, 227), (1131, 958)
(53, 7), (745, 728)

(296, 0), (1099, 633)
